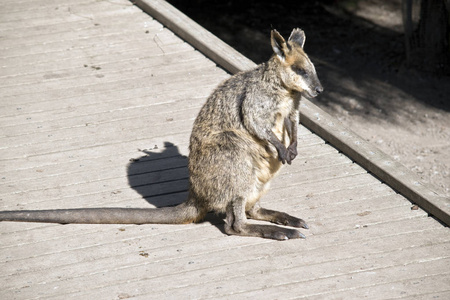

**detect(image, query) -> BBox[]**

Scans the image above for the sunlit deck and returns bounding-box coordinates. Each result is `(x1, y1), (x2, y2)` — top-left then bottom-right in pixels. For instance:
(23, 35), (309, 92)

(1, 0), (449, 299)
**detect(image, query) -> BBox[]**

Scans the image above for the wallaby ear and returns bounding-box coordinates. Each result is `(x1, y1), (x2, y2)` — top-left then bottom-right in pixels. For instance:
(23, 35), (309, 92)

(288, 28), (306, 48)
(271, 29), (288, 61)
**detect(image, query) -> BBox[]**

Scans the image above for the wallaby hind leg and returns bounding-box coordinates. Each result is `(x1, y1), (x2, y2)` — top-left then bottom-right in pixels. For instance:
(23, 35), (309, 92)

(224, 197), (304, 240)
(247, 202), (309, 229)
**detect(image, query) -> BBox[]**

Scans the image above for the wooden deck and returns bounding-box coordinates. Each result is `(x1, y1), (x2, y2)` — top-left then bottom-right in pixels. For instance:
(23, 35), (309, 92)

(1, 0), (449, 299)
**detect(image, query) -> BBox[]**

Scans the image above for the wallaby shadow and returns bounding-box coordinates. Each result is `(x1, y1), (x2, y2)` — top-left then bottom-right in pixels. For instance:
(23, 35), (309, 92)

(126, 141), (226, 232)
(127, 142), (189, 208)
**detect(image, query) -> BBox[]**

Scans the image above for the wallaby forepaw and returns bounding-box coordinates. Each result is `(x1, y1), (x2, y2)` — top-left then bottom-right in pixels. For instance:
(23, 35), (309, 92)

(278, 150), (287, 164)
(286, 141), (298, 164)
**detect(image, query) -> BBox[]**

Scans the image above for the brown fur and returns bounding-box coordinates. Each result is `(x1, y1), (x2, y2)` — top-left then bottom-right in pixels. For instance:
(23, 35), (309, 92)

(0, 29), (323, 240)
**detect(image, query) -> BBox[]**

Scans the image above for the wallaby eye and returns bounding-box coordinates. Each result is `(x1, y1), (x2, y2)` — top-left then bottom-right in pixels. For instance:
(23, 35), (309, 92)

(291, 66), (308, 78)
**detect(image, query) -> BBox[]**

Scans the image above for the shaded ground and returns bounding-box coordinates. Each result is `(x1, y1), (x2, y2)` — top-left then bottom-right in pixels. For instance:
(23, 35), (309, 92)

(168, 0), (450, 197)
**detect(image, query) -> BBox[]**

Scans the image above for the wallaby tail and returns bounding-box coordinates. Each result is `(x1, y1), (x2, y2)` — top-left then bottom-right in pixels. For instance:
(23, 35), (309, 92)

(0, 202), (204, 225)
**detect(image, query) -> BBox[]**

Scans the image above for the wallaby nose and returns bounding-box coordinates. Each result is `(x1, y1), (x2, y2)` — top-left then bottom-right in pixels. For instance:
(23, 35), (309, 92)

(315, 85), (323, 94)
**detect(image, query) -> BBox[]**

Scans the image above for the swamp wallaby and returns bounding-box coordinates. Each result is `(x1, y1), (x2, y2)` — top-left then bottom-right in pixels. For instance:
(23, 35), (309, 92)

(0, 28), (323, 240)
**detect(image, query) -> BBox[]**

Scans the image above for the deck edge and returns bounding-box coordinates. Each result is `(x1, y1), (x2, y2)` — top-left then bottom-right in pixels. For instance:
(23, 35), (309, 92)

(134, 0), (450, 226)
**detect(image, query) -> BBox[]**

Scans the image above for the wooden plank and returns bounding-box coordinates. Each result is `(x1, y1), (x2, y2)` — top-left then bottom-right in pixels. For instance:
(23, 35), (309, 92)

(0, 1), (136, 31)
(0, 41), (188, 75)
(0, 58), (216, 97)
(0, 23), (174, 60)
(0, 42), (192, 80)
(0, 67), (222, 110)
(0, 72), (219, 118)
(0, 1), (129, 23)
(304, 274), (450, 300)
(0, 0), (95, 14)
(0, 7), (147, 43)
(135, 0), (450, 226)
(0, 96), (205, 137)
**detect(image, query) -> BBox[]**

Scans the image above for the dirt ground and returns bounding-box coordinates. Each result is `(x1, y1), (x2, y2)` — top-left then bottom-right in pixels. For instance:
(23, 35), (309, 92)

(168, 0), (450, 198)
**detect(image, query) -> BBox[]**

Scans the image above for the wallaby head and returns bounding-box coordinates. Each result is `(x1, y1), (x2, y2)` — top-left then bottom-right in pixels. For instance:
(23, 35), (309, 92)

(271, 28), (323, 98)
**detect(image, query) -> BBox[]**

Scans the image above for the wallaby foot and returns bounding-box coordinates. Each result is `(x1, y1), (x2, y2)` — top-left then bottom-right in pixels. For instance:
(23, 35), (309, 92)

(225, 223), (304, 240)
(224, 198), (306, 240)
(247, 203), (308, 229)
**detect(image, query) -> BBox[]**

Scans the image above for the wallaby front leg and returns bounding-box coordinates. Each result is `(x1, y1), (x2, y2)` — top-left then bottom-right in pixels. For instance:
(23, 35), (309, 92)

(241, 95), (291, 164)
(284, 117), (298, 164)
(266, 129), (290, 164)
